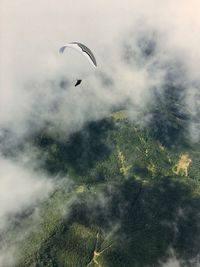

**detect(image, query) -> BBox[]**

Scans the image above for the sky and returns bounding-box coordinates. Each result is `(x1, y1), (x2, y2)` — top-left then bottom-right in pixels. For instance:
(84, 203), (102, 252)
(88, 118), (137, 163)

(1, 0), (200, 266)
(1, 0), (200, 134)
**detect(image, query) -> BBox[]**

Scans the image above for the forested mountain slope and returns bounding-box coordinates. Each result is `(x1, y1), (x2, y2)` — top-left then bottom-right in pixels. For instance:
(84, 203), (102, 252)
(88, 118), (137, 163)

(5, 108), (200, 267)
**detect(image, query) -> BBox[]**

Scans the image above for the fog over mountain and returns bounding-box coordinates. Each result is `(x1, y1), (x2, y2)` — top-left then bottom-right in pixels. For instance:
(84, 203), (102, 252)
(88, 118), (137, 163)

(1, 0), (200, 135)
(1, 1), (200, 266)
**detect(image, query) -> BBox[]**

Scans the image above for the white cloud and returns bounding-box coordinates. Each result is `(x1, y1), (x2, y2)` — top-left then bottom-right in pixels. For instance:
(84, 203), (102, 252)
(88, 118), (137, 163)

(1, 0), (200, 136)
(1, 0), (200, 265)
(0, 156), (53, 230)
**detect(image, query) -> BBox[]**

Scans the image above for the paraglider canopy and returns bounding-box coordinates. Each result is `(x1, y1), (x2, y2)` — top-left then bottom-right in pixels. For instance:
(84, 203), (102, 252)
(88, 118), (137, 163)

(59, 42), (97, 68)
(59, 42), (97, 86)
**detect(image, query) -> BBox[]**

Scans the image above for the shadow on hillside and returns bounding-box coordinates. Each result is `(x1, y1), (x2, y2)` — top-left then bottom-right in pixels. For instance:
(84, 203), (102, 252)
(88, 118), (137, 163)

(68, 177), (200, 267)
(35, 119), (115, 175)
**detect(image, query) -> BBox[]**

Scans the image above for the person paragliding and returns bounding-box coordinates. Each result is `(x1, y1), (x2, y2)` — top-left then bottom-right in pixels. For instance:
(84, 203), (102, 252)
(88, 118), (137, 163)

(59, 42), (97, 86)
(75, 79), (82, 87)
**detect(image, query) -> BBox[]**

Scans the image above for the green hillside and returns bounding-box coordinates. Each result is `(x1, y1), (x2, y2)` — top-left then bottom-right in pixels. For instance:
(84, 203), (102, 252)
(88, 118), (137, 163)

(5, 110), (200, 267)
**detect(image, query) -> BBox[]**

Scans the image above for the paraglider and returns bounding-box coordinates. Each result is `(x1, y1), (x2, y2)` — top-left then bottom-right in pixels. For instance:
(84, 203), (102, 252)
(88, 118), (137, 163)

(59, 42), (97, 67)
(75, 79), (82, 87)
(59, 42), (97, 86)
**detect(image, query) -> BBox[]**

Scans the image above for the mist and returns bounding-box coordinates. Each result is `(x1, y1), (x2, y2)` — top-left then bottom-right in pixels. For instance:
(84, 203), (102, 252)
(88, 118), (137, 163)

(1, 0), (200, 266)
(1, 0), (200, 136)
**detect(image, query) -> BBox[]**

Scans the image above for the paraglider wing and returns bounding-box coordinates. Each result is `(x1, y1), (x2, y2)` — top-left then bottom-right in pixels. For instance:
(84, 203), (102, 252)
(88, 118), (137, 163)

(59, 42), (97, 67)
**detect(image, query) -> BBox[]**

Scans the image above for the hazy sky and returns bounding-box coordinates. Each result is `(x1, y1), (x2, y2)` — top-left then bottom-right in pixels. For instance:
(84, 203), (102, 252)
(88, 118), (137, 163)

(1, 1), (200, 266)
(1, 0), (200, 132)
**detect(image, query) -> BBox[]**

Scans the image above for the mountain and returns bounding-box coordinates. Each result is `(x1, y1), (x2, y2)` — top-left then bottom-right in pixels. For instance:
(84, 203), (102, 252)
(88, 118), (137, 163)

(4, 106), (200, 267)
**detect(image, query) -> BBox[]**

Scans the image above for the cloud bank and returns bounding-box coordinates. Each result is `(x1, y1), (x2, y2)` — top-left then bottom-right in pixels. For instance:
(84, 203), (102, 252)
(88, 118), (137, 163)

(1, 0), (200, 265)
